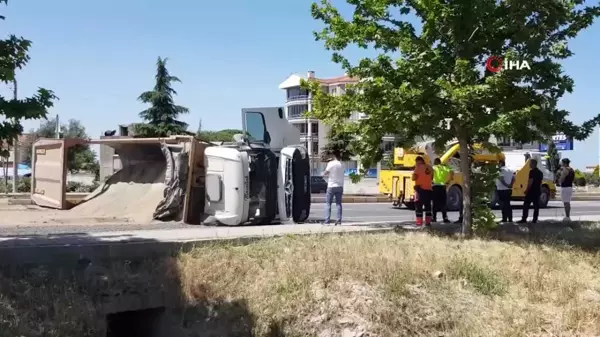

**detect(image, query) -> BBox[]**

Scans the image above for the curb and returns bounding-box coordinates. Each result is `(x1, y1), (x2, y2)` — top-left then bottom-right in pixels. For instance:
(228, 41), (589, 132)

(0, 192), (89, 199)
(3, 193), (600, 205)
(0, 225), (399, 266)
(312, 196), (389, 203)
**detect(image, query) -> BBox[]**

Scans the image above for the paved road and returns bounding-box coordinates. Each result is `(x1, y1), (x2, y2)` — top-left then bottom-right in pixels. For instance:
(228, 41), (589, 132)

(0, 200), (596, 237)
(311, 200), (596, 223)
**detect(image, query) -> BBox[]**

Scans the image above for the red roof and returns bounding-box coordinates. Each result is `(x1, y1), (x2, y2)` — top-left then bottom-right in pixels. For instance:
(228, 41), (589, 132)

(316, 75), (358, 85)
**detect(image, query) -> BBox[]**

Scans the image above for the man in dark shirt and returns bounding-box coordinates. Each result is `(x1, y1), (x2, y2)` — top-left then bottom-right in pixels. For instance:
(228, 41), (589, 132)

(518, 159), (544, 224)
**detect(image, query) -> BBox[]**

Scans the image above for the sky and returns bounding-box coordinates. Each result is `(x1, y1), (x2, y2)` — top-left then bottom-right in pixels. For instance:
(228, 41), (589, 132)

(2, 0), (600, 169)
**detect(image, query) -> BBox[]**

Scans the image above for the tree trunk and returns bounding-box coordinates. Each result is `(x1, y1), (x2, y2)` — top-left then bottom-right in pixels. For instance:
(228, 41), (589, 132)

(457, 131), (472, 236)
(12, 79), (18, 193)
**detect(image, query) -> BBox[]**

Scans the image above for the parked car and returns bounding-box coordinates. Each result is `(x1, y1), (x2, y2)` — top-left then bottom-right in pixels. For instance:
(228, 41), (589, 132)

(311, 176), (328, 193)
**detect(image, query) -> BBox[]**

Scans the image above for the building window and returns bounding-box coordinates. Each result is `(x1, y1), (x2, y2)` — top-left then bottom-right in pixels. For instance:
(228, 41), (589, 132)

(311, 123), (319, 135)
(294, 123), (308, 135)
(382, 141), (394, 152)
(330, 86), (337, 95)
(287, 87), (308, 99)
(288, 104), (309, 119)
(498, 136), (511, 146)
(312, 141), (319, 155)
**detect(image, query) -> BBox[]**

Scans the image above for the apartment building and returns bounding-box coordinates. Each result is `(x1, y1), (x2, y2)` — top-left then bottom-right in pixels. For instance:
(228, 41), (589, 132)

(278, 71), (396, 175)
(1, 133), (35, 167)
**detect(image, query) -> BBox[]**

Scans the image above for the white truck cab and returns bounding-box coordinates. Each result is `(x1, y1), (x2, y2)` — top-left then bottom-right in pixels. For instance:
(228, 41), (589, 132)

(204, 107), (310, 225)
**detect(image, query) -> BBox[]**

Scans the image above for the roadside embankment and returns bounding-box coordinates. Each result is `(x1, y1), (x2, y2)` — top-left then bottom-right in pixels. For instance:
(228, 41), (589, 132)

(1, 224), (599, 336)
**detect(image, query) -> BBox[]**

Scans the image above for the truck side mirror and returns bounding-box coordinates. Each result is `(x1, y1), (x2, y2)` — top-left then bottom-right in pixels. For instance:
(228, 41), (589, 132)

(264, 131), (271, 144)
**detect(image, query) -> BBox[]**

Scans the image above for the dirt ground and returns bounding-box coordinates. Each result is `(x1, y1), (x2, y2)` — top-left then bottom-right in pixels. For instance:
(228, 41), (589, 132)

(0, 163), (167, 227)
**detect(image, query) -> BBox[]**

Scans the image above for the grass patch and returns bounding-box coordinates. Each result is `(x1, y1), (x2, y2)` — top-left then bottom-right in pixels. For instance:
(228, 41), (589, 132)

(1, 232), (600, 336)
(447, 257), (508, 296)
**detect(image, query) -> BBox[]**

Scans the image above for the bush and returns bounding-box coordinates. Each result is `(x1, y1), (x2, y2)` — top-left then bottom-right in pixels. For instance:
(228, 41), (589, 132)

(583, 173), (600, 187)
(575, 177), (586, 187)
(471, 162), (499, 232)
(66, 181), (98, 193)
(18, 177), (31, 193)
(0, 177), (31, 193)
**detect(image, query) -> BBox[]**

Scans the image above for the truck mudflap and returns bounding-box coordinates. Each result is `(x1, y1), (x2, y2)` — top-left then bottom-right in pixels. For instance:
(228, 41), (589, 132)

(279, 145), (311, 223)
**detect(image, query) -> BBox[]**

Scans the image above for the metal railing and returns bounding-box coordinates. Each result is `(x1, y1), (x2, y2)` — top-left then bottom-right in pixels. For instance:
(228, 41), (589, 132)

(288, 113), (307, 119)
(287, 95), (310, 102)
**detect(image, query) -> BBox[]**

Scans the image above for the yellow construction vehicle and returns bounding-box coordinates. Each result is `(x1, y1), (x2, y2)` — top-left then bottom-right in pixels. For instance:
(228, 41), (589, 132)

(379, 142), (556, 210)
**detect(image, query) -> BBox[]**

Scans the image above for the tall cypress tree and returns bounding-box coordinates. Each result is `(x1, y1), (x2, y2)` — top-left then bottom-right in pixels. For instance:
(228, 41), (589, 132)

(135, 57), (189, 137)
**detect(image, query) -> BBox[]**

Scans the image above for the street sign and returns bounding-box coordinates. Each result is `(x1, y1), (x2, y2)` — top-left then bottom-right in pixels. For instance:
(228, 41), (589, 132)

(538, 133), (574, 151)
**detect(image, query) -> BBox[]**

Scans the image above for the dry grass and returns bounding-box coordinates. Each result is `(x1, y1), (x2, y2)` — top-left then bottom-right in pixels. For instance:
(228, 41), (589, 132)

(1, 230), (599, 336)
(178, 232), (600, 336)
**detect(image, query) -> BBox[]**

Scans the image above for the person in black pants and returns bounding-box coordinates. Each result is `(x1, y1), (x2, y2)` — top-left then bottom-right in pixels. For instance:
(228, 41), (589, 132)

(518, 159), (543, 224)
(432, 158), (453, 223)
(496, 160), (515, 222)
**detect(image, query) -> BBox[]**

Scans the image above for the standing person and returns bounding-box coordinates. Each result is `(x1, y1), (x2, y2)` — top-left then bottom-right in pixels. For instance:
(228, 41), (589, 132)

(412, 156), (434, 226)
(496, 160), (515, 223)
(322, 151), (344, 225)
(432, 158), (453, 223)
(517, 159), (543, 224)
(558, 158), (575, 221)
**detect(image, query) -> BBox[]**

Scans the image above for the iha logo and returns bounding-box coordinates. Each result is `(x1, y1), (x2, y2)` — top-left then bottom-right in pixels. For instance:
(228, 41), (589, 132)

(486, 56), (531, 73)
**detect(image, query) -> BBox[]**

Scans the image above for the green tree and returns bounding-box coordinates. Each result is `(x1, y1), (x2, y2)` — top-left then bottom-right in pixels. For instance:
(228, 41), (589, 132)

(135, 57), (189, 137)
(546, 142), (561, 182)
(320, 128), (354, 162)
(23, 118), (99, 175)
(197, 129), (244, 142)
(0, 0), (57, 159)
(305, 0), (600, 235)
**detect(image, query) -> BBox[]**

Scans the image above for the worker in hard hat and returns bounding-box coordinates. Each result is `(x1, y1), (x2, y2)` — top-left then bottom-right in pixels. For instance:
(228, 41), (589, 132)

(432, 158), (453, 223)
(412, 156), (434, 226)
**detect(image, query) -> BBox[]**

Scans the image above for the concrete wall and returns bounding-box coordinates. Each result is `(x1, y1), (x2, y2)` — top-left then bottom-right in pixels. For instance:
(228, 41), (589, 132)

(99, 141), (115, 182)
(67, 173), (96, 185)
(341, 177), (380, 195)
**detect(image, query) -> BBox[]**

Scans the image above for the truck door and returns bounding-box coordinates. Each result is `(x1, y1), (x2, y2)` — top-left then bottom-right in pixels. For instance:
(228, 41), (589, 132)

(241, 109), (271, 147)
(242, 107), (301, 151)
(30, 139), (69, 209)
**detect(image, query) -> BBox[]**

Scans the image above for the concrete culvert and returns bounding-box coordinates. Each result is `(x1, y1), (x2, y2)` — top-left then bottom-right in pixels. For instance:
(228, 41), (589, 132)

(106, 307), (166, 337)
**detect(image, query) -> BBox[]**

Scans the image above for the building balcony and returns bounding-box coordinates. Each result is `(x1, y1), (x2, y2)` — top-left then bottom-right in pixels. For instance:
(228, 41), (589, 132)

(300, 133), (318, 140)
(288, 113), (310, 120)
(287, 95), (310, 102)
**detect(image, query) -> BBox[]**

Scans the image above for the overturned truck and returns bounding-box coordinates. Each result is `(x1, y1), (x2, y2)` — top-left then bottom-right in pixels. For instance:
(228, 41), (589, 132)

(29, 108), (311, 226)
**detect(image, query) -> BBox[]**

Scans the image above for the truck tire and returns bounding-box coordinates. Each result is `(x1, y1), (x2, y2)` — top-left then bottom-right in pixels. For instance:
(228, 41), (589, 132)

(446, 185), (462, 211)
(539, 186), (550, 208)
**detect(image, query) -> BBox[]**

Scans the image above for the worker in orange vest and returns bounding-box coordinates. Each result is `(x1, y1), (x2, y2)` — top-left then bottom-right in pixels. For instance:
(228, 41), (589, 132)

(412, 156), (434, 226)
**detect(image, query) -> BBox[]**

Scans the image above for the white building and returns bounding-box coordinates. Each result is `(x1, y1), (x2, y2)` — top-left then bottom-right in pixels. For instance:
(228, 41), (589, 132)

(278, 71), (395, 175)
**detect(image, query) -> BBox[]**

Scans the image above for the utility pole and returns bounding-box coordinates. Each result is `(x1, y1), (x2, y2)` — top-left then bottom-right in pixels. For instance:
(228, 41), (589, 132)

(55, 114), (60, 138)
(11, 79), (18, 193)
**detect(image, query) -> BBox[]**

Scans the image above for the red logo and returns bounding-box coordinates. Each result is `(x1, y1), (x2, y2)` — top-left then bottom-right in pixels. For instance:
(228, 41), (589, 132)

(486, 56), (503, 73)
